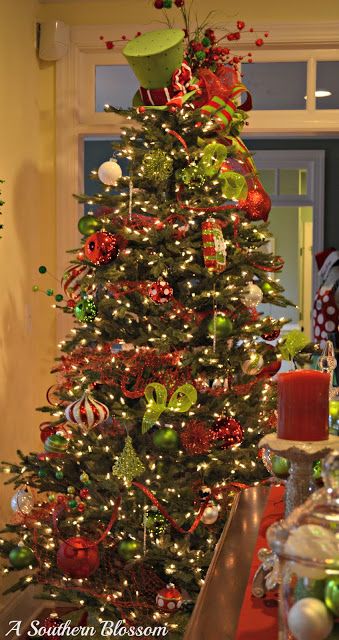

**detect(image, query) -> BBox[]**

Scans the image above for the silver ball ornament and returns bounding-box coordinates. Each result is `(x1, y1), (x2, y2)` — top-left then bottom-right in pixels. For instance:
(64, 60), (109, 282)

(287, 598), (333, 640)
(11, 489), (34, 515)
(201, 503), (219, 525)
(241, 283), (263, 307)
(97, 158), (122, 186)
(242, 352), (264, 375)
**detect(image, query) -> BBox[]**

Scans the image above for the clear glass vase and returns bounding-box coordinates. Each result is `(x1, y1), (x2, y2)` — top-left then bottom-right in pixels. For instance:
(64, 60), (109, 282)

(267, 452), (339, 640)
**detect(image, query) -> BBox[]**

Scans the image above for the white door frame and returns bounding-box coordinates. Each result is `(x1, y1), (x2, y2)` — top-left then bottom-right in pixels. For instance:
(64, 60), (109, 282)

(55, 22), (339, 339)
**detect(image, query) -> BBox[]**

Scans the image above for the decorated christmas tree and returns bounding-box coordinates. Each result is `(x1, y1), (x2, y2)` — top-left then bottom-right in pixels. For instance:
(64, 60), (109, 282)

(0, 3), (314, 637)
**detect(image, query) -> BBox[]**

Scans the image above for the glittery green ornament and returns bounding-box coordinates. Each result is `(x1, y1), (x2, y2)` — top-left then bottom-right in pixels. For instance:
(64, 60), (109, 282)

(112, 436), (145, 486)
(74, 298), (97, 323)
(78, 215), (102, 237)
(55, 294), (63, 302)
(142, 150), (173, 183)
(9, 545), (35, 569)
(39, 265), (47, 274)
(118, 539), (141, 561)
(145, 507), (167, 535)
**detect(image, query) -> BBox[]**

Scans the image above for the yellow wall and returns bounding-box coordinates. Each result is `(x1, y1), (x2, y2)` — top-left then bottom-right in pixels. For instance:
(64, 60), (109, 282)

(0, 0), (56, 534)
(39, 0), (339, 25)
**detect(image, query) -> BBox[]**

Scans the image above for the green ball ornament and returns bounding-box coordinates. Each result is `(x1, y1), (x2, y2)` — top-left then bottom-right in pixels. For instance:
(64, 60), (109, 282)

(68, 499), (77, 509)
(46, 288), (54, 296)
(196, 51), (206, 61)
(325, 579), (339, 616)
(9, 545), (35, 569)
(330, 400), (339, 421)
(48, 494), (55, 503)
(55, 294), (64, 302)
(38, 265), (47, 274)
(202, 36), (211, 47)
(55, 470), (64, 480)
(74, 298), (97, 323)
(78, 215), (102, 237)
(271, 454), (290, 479)
(262, 282), (273, 294)
(44, 434), (68, 453)
(118, 539), (141, 561)
(295, 577), (325, 601)
(153, 428), (179, 450)
(163, 0), (172, 7)
(313, 460), (323, 485)
(32, 285), (39, 292)
(208, 315), (233, 339)
(38, 468), (47, 478)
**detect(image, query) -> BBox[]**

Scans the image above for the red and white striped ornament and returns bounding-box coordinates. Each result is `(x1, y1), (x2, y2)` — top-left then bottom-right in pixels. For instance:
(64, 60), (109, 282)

(61, 264), (90, 302)
(65, 392), (109, 433)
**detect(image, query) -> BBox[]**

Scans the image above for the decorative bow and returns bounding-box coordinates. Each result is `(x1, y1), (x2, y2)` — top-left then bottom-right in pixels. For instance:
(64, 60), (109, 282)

(197, 66), (252, 131)
(142, 382), (197, 434)
(138, 61), (200, 109)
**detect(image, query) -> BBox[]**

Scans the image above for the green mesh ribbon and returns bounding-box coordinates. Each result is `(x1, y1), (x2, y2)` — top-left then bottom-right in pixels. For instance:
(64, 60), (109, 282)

(279, 330), (310, 360)
(112, 436), (145, 486)
(219, 171), (247, 199)
(142, 383), (197, 434)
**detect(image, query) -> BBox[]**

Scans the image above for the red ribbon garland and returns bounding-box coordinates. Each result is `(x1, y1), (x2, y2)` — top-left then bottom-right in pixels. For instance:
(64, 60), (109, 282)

(132, 481), (209, 534)
(52, 496), (121, 549)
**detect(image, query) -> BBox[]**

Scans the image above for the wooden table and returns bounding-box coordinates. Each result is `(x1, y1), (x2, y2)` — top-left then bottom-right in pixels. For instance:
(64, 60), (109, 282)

(184, 486), (270, 640)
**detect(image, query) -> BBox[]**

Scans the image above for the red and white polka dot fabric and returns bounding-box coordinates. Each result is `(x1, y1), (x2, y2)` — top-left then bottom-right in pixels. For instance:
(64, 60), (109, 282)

(313, 281), (339, 349)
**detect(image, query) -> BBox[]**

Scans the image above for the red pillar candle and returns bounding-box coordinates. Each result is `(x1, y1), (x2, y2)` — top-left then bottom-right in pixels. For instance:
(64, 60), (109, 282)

(277, 370), (330, 441)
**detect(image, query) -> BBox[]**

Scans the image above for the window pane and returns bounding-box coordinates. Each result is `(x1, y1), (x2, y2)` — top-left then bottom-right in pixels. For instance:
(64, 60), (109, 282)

(316, 61), (339, 110)
(279, 169), (307, 196)
(258, 169), (276, 194)
(242, 62), (307, 110)
(83, 138), (128, 213)
(95, 65), (139, 111)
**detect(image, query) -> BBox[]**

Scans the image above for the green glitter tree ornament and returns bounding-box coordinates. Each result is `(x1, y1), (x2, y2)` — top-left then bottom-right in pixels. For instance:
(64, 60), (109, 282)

(112, 436), (145, 486)
(142, 149), (173, 182)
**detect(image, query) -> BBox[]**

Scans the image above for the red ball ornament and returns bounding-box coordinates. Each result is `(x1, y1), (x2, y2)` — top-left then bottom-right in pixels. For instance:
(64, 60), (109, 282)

(148, 279), (173, 304)
(257, 358), (281, 378)
(156, 584), (183, 612)
(79, 488), (90, 500)
(154, 0), (164, 7)
(256, 38), (264, 47)
(238, 179), (271, 222)
(175, 0), (185, 5)
(237, 20), (245, 30)
(261, 326), (281, 341)
(181, 420), (211, 455)
(41, 614), (64, 630)
(40, 422), (68, 443)
(84, 232), (119, 266)
(57, 536), (100, 579)
(210, 417), (244, 450)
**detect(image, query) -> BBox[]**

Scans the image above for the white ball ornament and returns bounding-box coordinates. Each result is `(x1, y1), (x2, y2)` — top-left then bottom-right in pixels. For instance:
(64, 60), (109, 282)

(201, 503), (219, 525)
(242, 352), (264, 375)
(241, 283), (263, 307)
(11, 489), (34, 515)
(287, 598), (333, 640)
(97, 158), (122, 186)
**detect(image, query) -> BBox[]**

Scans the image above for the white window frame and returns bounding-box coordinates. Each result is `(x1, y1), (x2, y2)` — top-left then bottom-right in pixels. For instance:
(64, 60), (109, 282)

(56, 22), (339, 338)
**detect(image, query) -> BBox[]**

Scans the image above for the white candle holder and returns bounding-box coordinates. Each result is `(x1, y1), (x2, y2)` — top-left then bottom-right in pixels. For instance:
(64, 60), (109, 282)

(259, 433), (339, 516)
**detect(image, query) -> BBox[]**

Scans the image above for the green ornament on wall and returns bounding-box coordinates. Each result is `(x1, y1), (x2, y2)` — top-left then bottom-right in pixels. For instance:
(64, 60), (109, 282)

(325, 578), (339, 616)
(153, 428), (179, 450)
(208, 315), (233, 339)
(295, 577), (325, 601)
(118, 539), (141, 561)
(271, 454), (290, 479)
(9, 545), (35, 569)
(78, 216), (102, 237)
(74, 298), (97, 323)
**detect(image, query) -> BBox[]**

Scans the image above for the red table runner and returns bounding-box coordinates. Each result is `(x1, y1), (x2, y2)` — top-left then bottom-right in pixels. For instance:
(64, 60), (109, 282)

(235, 485), (285, 640)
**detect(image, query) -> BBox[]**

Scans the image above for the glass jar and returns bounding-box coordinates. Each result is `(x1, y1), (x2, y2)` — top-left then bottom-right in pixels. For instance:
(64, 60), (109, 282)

(267, 452), (339, 640)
